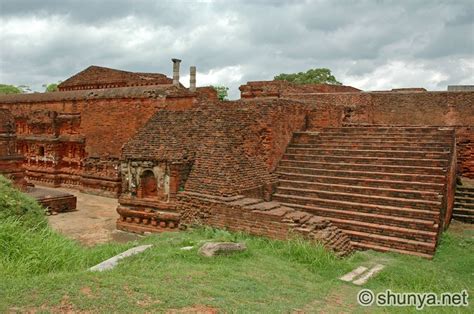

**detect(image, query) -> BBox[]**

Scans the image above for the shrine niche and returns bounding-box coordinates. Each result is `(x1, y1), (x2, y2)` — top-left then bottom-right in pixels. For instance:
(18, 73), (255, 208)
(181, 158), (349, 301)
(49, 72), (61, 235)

(139, 170), (158, 198)
(120, 161), (171, 201)
(116, 159), (185, 234)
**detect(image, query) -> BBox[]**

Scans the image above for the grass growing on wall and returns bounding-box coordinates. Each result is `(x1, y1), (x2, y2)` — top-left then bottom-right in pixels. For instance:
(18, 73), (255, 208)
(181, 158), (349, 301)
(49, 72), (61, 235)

(0, 175), (473, 313)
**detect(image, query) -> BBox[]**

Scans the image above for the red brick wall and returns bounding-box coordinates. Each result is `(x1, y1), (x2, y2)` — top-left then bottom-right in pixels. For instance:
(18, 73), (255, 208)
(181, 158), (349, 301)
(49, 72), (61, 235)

(0, 96), (196, 158)
(300, 91), (474, 178)
(0, 93), (198, 196)
(240, 81), (360, 99)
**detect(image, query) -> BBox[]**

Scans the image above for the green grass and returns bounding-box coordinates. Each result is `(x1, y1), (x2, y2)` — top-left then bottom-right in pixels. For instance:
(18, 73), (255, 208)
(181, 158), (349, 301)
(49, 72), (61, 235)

(0, 176), (473, 313)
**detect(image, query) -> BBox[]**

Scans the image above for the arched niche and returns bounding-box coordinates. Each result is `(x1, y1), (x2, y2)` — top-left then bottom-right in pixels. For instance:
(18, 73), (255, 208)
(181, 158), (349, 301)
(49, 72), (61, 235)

(140, 170), (157, 198)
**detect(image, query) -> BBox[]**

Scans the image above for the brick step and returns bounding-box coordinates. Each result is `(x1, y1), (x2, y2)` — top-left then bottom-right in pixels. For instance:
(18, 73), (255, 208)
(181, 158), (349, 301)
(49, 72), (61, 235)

(283, 154), (448, 167)
(456, 186), (474, 193)
(351, 242), (434, 259)
(343, 230), (436, 255)
(272, 193), (440, 220)
(452, 214), (474, 223)
(314, 134), (453, 142)
(278, 179), (441, 201)
(277, 201), (437, 231)
(307, 130), (453, 137)
(453, 208), (474, 216)
(296, 137), (452, 145)
(278, 160), (446, 175)
(454, 202), (474, 210)
(290, 143), (448, 151)
(454, 191), (474, 198)
(329, 216), (437, 243)
(307, 135), (452, 143)
(454, 196), (474, 204)
(285, 147), (449, 159)
(311, 127), (453, 133)
(276, 167), (445, 183)
(277, 172), (444, 193)
(276, 186), (440, 210)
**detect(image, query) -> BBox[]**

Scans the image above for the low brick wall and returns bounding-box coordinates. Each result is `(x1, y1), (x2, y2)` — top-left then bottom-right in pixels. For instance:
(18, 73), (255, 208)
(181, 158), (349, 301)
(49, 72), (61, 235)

(177, 192), (354, 256)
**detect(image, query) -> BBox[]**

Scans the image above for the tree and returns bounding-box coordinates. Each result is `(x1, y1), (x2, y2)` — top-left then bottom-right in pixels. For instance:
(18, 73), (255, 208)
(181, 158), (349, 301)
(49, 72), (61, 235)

(0, 84), (27, 95)
(212, 85), (229, 101)
(274, 68), (342, 85)
(43, 83), (59, 92)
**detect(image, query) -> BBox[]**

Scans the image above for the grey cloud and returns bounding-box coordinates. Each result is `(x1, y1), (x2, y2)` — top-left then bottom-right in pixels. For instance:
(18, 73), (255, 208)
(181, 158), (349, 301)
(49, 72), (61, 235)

(0, 0), (472, 97)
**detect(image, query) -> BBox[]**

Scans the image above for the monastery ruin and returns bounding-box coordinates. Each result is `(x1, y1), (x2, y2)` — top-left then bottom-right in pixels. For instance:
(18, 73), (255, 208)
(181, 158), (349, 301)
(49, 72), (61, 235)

(0, 59), (473, 258)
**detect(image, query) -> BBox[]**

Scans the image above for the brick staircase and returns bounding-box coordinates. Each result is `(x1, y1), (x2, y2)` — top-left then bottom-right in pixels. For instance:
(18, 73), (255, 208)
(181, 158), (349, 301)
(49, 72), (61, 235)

(273, 127), (455, 258)
(453, 186), (474, 223)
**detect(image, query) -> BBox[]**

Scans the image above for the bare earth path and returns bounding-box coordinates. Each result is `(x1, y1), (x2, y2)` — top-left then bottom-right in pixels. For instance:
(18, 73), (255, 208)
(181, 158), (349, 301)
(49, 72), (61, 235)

(43, 186), (141, 246)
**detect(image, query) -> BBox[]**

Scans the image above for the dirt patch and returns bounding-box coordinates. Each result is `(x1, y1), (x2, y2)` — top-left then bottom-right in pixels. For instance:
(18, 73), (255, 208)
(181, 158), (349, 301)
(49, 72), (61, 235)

(43, 186), (142, 246)
(10, 295), (90, 314)
(166, 305), (219, 314)
(79, 286), (94, 298)
(447, 220), (474, 238)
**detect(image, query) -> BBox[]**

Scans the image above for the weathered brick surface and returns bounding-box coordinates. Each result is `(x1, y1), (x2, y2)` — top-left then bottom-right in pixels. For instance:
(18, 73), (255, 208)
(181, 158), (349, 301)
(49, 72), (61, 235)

(58, 65), (172, 91)
(0, 108), (27, 190)
(177, 193), (353, 256)
(239, 81), (360, 98)
(122, 99), (307, 197)
(273, 127), (456, 258)
(239, 82), (473, 178)
(0, 83), (214, 196)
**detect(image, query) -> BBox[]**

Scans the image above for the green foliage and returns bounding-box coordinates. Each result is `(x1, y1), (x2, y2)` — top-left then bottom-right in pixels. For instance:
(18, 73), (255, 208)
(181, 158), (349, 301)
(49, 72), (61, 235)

(0, 176), (46, 228)
(0, 221), (472, 312)
(274, 68), (342, 85)
(0, 175), (131, 277)
(43, 83), (59, 92)
(212, 85), (229, 101)
(0, 84), (30, 95)
(0, 176), (472, 312)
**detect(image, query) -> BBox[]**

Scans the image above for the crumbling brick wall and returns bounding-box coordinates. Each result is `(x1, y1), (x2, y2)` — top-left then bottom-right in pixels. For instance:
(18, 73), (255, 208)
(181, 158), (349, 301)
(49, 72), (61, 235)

(0, 86), (208, 196)
(240, 80), (360, 99)
(302, 91), (474, 178)
(177, 192), (353, 257)
(238, 82), (474, 179)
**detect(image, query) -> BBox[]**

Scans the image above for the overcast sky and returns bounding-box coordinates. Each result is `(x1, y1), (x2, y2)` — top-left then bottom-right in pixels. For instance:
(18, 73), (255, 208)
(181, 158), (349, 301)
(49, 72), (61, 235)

(0, 0), (473, 99)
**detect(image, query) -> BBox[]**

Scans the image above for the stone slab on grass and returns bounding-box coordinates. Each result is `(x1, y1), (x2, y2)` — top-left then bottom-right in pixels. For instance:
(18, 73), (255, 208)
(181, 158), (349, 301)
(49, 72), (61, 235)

(198, 242), (247, 257)
(89, 244), (152, 272)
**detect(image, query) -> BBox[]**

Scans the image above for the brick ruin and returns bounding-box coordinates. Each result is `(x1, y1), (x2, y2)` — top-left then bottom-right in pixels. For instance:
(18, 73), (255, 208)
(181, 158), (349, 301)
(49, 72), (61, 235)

(0, 61), (473, 258)
(0, 108), (77, 213)
(0, 62), (217, 197)
(0, 108), (27, 190)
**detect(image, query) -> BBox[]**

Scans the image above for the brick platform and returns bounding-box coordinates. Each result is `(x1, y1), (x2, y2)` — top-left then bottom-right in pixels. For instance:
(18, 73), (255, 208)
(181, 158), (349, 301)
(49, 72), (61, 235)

(27, 187), (77, 213)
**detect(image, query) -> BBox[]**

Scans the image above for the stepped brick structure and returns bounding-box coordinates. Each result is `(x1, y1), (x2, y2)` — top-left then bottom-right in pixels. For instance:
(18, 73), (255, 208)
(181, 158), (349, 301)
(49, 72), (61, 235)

(273, 127), (456, 258)
(453, 185), (474, 223)
(1, 62), (473, 258)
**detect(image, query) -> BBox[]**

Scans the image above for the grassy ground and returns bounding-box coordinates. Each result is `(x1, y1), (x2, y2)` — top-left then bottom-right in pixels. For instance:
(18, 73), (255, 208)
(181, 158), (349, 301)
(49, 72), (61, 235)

(1, 177), (473, 313)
